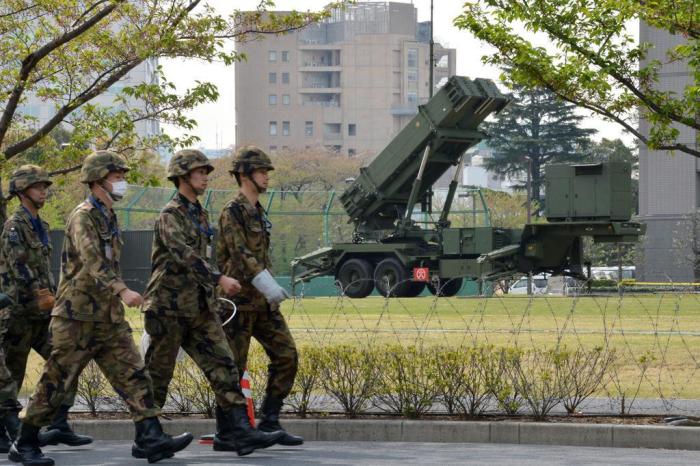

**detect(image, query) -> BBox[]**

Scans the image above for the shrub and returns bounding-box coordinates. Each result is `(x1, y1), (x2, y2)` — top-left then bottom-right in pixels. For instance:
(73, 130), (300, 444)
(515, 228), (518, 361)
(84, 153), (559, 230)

(559, 346), (616, 414)
(319, 345), (379, 417)
(373, 345), (440, 418)
(287, 346), (324, 417)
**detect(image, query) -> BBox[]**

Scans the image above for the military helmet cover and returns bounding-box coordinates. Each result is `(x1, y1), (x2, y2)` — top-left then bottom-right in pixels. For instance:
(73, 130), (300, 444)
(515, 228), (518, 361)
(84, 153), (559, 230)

(9, 164), (52, 194)
(80, 150), (130, 184)
(167, 149), (214, 180)
(231, 145), (274, 175)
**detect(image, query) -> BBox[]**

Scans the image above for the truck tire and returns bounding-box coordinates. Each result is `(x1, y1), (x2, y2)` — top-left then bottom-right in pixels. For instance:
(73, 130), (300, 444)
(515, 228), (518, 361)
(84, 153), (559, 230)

(374, 257), (411, 297)
(427, 277), (463, 297)
(337, 258), (374, 298)
(404, 281), (426, 297)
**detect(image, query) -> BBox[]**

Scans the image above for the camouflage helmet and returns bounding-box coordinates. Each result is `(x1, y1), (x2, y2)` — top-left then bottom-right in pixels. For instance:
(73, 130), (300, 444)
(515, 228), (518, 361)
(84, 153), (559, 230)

(9, 165), (52, 195)
(230, 145), (274, 175)
(167, 149), (214, 181)
(80, 150), (130, 184)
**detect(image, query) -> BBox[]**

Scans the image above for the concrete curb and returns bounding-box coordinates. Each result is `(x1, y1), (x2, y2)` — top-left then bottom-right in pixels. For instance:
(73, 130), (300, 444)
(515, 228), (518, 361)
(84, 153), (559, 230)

(66, 419), (700, 451)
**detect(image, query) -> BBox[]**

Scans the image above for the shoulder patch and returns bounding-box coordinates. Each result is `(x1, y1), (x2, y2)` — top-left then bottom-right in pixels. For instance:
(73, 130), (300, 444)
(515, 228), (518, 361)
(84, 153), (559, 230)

(7, 228), (19, 244)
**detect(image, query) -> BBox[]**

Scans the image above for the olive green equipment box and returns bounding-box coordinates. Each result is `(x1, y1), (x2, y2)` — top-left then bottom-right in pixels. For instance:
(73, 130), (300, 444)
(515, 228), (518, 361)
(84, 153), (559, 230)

(291, 76), (645, 298)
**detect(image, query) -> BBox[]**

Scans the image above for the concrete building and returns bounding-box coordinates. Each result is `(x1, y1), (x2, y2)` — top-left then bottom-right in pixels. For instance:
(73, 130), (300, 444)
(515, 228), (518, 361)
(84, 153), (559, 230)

(18, 59), (160, 141)
(234, 1), (456, 156)
(638, 25), (698, 281)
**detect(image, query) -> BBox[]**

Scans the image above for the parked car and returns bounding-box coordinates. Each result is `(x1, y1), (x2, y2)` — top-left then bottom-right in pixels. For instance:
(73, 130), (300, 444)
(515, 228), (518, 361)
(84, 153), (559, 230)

(508, 274), (548, 295)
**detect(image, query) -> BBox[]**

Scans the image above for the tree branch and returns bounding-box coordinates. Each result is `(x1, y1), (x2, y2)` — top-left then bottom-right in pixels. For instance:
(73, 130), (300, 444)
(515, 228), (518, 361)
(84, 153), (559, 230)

(0, 0), (126, 147)
(4, 59), (141, 158)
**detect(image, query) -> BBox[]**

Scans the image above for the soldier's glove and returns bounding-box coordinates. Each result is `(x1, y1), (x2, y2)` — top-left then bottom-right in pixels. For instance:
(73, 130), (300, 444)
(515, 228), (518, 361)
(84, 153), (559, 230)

(252, 269), (290, 305)
(35, 288), (55, 312)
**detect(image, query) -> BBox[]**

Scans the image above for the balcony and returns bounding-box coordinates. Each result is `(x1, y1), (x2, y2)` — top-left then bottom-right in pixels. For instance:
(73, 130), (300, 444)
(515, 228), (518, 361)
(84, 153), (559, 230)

(299, 87), (342, 94)
(299, 65), (341, 72)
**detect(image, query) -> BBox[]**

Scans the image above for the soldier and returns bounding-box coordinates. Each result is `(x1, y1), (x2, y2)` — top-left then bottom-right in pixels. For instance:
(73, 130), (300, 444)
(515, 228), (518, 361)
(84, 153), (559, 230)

(0, 165), (91, 450)
(0, 291), (19, 453)
(217, 146), (302, 446)
(9, 151), (192, 466)
(142, 149), (283, 457)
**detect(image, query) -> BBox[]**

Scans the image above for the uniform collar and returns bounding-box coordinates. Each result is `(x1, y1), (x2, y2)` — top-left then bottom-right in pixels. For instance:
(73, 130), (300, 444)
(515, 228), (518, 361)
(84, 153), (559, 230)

(16, 206), (45, 226)
(235, 191), (262, 215)
(176, 192), (204, 212)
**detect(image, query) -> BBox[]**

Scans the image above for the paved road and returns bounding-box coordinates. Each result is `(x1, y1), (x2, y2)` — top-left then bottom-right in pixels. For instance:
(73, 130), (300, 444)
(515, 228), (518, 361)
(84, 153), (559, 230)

(4, 441), (700, 465)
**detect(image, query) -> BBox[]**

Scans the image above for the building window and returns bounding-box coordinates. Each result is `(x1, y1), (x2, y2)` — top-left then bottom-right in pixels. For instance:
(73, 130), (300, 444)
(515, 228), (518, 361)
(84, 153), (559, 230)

(268, 50), (277, 62)
(282, 145), (289, 150)
(269, 121), (277, 136)
(407, 48), (418, 68)
(268, 72), (276, 84)
(281, 51), (289, 62)
(348, 123), (356, 136)
(407, 92), (418, 106)
(269, 145), (277, 152)
(282, 72), (290, 84)
(305, 121), (313, 137)
(348, 148), (356, 157)
(268, 94), (277, 106)
(407, 70), (418, 82)
(282, 121), (290, 136)
(282, 94), (290, 105)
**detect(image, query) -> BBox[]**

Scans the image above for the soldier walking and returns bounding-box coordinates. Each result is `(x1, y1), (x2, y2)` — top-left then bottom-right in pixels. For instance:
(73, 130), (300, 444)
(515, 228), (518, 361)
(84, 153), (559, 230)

(0, 166), (91, 451)
(142, 149), (283, 457)
(217, 146), (303, 446)
(9, 151), (192, 466)
(0, 291), (19, 453)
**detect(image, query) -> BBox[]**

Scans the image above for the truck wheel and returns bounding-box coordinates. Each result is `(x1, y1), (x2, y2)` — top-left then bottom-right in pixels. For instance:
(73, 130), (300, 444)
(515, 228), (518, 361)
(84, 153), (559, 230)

(404, 281), (426, 297)
(427, 277), (463, 297)
(374, 258), (411, 297)
(337, 258), (374, 298)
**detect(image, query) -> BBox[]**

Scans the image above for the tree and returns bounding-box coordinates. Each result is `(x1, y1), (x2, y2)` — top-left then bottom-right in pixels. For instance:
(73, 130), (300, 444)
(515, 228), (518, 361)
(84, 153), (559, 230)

(0, 0), (348, 182)
(454, 0), (700, 158)
(481, 85), (595, 210)
(585, 138), (638, 169)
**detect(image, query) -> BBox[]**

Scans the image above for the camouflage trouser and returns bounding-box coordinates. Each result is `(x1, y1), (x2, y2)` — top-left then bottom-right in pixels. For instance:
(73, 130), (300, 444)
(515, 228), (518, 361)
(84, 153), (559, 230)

(21, 317), (160, 426)
(223, 306), (298, 399)
(1, 316), (77, 409)
(144, 309), (246, 410)
(0, 350), (18, 415)
(0, 310), (19, 414)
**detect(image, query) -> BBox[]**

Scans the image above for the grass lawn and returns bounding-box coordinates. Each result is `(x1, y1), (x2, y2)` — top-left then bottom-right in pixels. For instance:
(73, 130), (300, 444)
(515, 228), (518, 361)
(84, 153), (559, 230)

(19, 294), (700, 400)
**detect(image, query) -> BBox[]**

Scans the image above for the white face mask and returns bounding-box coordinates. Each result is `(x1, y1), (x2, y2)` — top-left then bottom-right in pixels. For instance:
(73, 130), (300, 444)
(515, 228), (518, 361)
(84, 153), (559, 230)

(104, 180), (128, 201)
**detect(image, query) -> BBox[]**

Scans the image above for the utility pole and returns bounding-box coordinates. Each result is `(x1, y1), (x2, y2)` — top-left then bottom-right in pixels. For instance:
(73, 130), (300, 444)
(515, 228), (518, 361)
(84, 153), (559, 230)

(429, 0), (434, 98)
(526, 156), (533, 295)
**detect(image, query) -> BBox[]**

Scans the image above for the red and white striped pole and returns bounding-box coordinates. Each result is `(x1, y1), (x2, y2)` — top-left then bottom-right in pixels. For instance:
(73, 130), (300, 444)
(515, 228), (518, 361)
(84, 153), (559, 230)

(240, 368), (256, 427)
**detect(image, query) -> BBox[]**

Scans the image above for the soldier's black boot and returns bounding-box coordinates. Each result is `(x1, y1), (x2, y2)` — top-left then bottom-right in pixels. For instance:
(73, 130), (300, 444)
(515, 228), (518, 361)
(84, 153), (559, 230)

(37, 405), (92, 447)
(132, 417), (193, 463)
(7, 423), (54, 466)
(0, 427), (10, 454)
(4, 409), (20, 441)
(1, 408), (21, 453)
(213, 405), (284, 456)
(258, 396), (304, 446)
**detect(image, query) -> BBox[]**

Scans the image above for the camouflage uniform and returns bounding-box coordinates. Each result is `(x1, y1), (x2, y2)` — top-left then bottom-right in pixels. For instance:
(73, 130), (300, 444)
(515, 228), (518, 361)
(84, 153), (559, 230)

(217, 146), (298, 401)
(20, 152), (160, 427)
(143, 149), (246, 411)
(0, 293), (18, 415)
(0, 203), (65, 386)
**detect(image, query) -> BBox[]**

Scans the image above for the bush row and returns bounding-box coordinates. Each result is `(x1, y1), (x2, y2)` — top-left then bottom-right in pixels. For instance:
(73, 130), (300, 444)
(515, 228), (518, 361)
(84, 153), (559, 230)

(77, 344), (618, 420)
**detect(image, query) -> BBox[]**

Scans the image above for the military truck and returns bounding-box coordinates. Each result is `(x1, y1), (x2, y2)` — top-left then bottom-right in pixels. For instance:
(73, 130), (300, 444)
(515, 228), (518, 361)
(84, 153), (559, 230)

(290, 76), (645, 298)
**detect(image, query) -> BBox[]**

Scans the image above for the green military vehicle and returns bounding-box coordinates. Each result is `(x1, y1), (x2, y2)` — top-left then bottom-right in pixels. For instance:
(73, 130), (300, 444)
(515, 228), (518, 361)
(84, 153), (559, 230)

(291, 76), (645, 298)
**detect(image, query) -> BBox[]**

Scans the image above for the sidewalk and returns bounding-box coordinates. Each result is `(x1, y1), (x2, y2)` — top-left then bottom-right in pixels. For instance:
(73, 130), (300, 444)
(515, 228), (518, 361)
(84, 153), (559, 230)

(64, 418), (700, 451)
